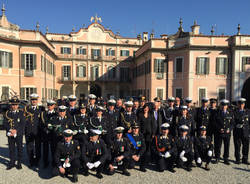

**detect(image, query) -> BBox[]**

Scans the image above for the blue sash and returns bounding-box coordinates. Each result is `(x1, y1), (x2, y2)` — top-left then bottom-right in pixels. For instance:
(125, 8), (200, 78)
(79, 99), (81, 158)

(126, 133), (139, 150)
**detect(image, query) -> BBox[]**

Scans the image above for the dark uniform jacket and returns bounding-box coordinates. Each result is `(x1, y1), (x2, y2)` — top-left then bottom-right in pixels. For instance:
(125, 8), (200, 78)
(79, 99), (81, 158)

(3, 109), (25, 137)
(73, 113), (89, 133)
(110, 137), (131, 161)
(153, 134), (177, 155)
(119, 111), (137, 132)
(215, 110), (234, 137)
(127, 133), (146, 157)
(194, 136), (213, 158)
(233, 108), (250, 138)
(40, 110), (58, 134)
(82, 138), (108, 164)
(104, 109), (119, 135)
(176, 136), (193, 154)
(54, 139), (81, 168)
(86, 104), (97, 117)
(195, 107), (211, 130)
(51, 115), (74, 137)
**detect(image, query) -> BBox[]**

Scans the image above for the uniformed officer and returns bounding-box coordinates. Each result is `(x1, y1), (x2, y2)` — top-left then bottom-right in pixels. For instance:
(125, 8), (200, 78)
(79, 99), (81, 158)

(133, 99), (140, 115)
(163, 97), (176, 135)
(82, 129), (108, 179)
(105, 99), (119, 136)
(233, 98), (250, 165)
(87, 94), (97, 117)
(153, 123), (177, 173)
(108, 127), (131, 176)
(50, 105), (74, 166)
(3, 97), (25, 170)
(209, 98), (218, 139)
(195, 97), (211, 136)
(194, 126), (213, 170)
(185, 97), (196, 119)
(40, 99), (58, 168)
(137, 95), (146, 115)
(176, 125), (194, 171)
(119, 101), (137, 133)
(53, 129), (81, 183)
(127, 122), (146, 172)
(153, 97), (165, 135)
(24, 93), (44, 167)
(67, 95), (79, 117)
(176, 105), (196, 137)
(115, 98), (124, 112)
(214, 99), (234, 165)
(72, 104), (89, 148)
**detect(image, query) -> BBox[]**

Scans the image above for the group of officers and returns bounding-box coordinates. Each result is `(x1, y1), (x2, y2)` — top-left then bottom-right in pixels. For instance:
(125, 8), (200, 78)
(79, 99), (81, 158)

(3, 93), (250, 182)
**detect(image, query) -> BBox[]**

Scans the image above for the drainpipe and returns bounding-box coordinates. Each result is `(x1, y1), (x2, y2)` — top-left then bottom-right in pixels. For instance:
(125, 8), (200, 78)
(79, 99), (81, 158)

(19, 45), (21, 98)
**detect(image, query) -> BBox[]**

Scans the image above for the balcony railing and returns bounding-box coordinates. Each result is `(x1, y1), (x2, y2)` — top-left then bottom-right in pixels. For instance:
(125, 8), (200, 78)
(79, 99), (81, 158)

(24, 70), (34, 77)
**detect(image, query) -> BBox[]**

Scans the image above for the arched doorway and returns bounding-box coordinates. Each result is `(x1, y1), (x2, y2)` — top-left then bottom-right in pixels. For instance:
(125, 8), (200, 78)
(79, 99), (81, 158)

(241, 77), (250, 108)
(90, 83), (102, 97)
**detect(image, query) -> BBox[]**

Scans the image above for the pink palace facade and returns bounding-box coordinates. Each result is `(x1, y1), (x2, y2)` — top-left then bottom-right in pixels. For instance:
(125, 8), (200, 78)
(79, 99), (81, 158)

(0, 5), (250, 106)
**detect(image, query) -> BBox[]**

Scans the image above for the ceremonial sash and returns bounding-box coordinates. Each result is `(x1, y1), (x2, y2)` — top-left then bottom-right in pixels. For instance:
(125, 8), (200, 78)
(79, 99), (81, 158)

(155, 136), (166, 152)
(126, 133), (139, 150)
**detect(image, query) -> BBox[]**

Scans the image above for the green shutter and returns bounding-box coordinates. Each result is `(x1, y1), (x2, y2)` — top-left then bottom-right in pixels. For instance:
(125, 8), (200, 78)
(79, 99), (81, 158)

(206, 58), (210, 74)
(76, 66), (79, 77)
(154, 59), (157, 73)
(21, 54), (25, 69)
(61, 66), (64, 78)
(33, 54), (37, 70)
(76, 48), (79, 55)
(106, 49), (109, 56)
(0, 51), (2, 67)
(34, 88), (37, 94)
(225, 58), (228, 75)
(68, 66), (71, 80)
(69, 48), (71, 54)
(196, 58), (200, 74)
(61, 47), (64, 54)
(9, 52), (13, 68)
(20, 88), (25, 99)
(216, 58), (219, 75)
(83, 66), (86, 77)
(120, 50), (122, 56)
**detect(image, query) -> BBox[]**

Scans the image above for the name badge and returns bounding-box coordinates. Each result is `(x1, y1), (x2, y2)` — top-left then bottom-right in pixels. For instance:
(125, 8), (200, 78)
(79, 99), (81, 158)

(136, 141), (141, 147)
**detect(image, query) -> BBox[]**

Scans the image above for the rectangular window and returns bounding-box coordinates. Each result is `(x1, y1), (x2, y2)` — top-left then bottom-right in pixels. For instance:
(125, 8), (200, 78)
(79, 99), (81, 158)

(218, 88), (226, 101)
(176, 57), (183, 73)
(175, 88), (183, 98)
(0, 51), (13, 68)
(106, 49), (115, 56)
(154, 59), (165, 73)
(20, 87), (37, 100)
(62, 65), (71, 80)
(77, 48), (86, 55)
(76, 65), (86, 77)
(61, 47), (71, 54)
(242, 57), (250, 72)
(196, 57), (209, 75)
(199, 88), (206, 105)
(91, 66), (99, 80)
(120, 67), (130, 82)
(21, 54), (36, 70)
(120, 50), (130, 56)
(216, 57), (228, 75)
(1, 86), (9, 101)
(157, 88), (164, 100)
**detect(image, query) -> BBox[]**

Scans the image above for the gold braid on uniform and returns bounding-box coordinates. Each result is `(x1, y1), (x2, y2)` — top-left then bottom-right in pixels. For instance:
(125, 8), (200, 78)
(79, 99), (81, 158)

(24, 106), (34, 122)
(41, 111), (45, 124)
(120, 112), (131, 128)
(5, 110), (14, 129)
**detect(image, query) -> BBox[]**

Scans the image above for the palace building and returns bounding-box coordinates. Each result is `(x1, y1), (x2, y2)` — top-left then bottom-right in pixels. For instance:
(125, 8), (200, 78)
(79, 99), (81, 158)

(0, 5), (250, 106)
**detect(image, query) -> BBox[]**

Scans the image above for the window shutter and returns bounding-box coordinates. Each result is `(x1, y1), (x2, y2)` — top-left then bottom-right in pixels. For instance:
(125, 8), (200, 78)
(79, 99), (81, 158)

(33, 54), (37, 70)
(76, 66), (79, 77)
(206, 58), (210, 74)
(106, 49), (109, 56)
(21, 54), (25, 69)
(120, 50), (122, 56)
(68, 66), (71, 80)
(61, 47), (64, 54)
(83, 66), (86, 77)
(68, 48), (71, 54)
(225, 58), (228, 74)
(216, 58), (219, 75)
(0, 51), (2, 67)
(154, 59), (157, 73)
(33, 88), (37, 94)
(196, 58), (200, 74)
(7, 52), (12, 68)
(162, 60), (165, 73)
(20, 88), (25, 99)
(76, 48), (79, 55)
(112, 50), (115, 56)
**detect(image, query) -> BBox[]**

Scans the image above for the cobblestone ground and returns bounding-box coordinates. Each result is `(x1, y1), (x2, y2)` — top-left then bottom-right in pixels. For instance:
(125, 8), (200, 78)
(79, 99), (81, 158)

(0, 130), (249, 184)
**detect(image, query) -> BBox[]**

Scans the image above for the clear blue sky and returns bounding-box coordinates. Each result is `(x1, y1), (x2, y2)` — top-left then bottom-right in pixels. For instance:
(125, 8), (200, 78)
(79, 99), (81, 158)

(2, 0), (250, 37)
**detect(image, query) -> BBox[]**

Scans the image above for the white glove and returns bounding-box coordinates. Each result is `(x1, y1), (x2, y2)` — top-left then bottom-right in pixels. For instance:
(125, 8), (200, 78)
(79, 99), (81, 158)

(159, 153), (164, 157)
(180, 150), (185, 157)
(13, 134), (17, 138)
(197, 157), (202, 164)
(181, 156), (187, 162)
(7, 132), (12, 137)
(208, 150), (213, 157)
(94, 161), (101, 168)
(86, 162), (94, 169)
(73, 130), (78, 135)
(83, 129), (89, 134)
(164, 152), (171, 158)
(63, 162), (71, 168)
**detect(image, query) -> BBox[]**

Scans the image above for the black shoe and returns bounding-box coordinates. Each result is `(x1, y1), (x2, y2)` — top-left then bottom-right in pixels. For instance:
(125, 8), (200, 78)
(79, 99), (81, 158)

(224, 159), (230, 165)
(242, 159), (250, 165)
(140, 167), (146, 172)
(72, 175), (78, 183)
(16, 163), (22, 170)
(169, 168), (176, 173)
(6, 165), (14, 170)
(214, 158), (219, 164)
(122, 169), (130, 176)
(186, 167), (192, 172)
(235, 160), (240, 165)
(108, 170), (115, 175)
(96, 172), (103, 179)
(83, 171), (89, 176)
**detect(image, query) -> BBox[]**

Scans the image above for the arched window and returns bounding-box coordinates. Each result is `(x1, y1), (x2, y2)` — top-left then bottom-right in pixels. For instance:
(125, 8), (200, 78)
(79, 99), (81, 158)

(76, 65), (86, 77)
(108, 65), (116, 79)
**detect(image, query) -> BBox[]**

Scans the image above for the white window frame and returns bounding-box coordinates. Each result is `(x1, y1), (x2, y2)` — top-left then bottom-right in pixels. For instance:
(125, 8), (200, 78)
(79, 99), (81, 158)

(62, 64), (71, 78)
(198, 87), (207, 105)
(175, 56), (184, 73)
(77, 64), (86, 78)
(61, 47), (71, 54)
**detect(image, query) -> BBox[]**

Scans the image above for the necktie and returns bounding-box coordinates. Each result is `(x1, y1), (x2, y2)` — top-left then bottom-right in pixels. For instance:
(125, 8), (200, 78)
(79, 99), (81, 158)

(154, 111), (158, 120)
